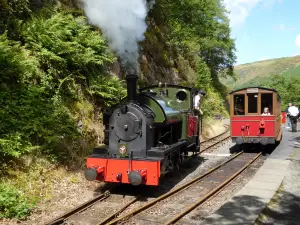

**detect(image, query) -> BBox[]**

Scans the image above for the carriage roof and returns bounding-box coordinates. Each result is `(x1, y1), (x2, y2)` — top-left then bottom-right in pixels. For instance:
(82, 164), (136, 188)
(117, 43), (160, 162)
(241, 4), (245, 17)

(229, 86), (281, 99)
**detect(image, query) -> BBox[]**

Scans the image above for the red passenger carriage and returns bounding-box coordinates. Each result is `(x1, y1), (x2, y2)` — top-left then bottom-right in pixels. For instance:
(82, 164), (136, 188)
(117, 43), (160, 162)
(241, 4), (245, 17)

(229, 87), (282, 146)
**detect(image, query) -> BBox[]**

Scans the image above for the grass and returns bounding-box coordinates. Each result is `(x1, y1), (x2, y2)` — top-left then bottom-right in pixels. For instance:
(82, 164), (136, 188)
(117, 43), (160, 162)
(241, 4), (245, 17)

(221, 55), (300, 90)
(254, 183), (284, 225)
(0, 155), (84, 219)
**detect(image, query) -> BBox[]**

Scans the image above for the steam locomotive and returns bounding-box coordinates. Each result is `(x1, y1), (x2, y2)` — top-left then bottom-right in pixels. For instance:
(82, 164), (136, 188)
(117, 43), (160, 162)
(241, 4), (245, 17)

(84, 74), (205, 186)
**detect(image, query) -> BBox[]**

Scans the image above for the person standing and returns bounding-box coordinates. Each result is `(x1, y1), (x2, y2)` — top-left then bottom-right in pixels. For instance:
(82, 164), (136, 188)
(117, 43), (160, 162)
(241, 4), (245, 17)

(193, 90), (206, 115)
(288, 103), (299, 132)
(286, 103), (292, 128)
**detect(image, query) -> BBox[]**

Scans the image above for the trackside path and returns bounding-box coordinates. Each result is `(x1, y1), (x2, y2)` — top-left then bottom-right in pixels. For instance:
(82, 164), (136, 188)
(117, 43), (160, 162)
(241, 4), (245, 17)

(254, 134), (300, 225)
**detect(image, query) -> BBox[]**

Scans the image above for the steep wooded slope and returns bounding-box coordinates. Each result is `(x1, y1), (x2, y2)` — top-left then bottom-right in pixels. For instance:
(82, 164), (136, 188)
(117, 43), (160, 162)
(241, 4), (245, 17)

(0, 0), (235, 218)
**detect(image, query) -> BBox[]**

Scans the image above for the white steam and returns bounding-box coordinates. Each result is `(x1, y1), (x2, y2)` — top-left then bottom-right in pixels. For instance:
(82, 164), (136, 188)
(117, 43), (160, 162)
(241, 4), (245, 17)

(84, 0), (155, 70)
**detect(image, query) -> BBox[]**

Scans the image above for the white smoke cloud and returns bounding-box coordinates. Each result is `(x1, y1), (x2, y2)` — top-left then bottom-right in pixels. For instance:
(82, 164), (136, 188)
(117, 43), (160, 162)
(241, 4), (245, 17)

(84, 0), (154, 70)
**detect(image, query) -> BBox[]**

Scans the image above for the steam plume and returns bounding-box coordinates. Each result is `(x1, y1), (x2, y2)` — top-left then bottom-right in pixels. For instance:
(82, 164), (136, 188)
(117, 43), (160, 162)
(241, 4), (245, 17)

(84, 0), (155, 71)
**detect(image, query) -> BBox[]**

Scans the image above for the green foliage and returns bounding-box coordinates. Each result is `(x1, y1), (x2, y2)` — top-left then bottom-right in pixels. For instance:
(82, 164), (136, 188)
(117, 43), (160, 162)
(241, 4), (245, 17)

(0, 9), (125, 162)
(0, 32), (39, 85)
(194, 61), (212, 90)
(0, 133), (32, 158)
(228, 56), (300, 109)
(156, 0), (236, 75)
(201, 88), (229, 117)
(0, 183), (32, 219)
(0, 0), (31, 39)
(247, 74), (300, 109)
(0, 0), (235, 219)
(88, 76), (127, 106)
(22, 12), (115, 80)
(146, 0), (236, 117)
(0, 33), (40, 158)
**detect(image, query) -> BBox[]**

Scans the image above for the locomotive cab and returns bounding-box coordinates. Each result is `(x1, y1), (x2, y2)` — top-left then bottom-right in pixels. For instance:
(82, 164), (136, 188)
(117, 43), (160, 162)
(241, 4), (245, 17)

(230, 87), (282, 146)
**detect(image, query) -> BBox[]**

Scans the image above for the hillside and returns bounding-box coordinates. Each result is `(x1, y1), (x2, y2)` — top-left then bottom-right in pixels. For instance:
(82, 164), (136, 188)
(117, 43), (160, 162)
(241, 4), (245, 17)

(221, 55), (300, 107)
(221, 55), (300, 89)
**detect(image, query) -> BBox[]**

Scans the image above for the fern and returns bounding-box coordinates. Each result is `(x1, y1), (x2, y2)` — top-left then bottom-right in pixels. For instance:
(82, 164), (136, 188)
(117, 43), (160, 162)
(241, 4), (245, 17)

(88, 76), (126, 107)
(22, 12), (115, 80)
(0, 32), (40, 85)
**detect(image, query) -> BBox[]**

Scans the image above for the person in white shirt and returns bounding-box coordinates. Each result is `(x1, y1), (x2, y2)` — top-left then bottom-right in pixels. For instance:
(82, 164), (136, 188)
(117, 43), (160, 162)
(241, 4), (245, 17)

(261, 107), (271, 116)
(194, 94), (200, 110)
(286, 103), (292, 128)
(193, 90), (205, 115)
(288, 103), (299, 132)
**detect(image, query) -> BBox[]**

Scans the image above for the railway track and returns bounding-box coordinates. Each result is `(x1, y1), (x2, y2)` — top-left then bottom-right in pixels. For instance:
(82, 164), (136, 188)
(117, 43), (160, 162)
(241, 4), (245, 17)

(200, 124), (229, 145)
(46, 152), (261, 225)
(199, 124), (230, 153)
(45, 191), (111, 225)
(45, 124), (232, 225)
(105, 152), (261, 225)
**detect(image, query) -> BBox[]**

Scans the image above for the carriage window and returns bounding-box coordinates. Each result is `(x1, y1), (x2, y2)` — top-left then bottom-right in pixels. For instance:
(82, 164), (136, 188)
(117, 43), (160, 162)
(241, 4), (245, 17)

(234, 95), (245, 115)
(261, 93), (273, 114)
(248, 94), (258, 113)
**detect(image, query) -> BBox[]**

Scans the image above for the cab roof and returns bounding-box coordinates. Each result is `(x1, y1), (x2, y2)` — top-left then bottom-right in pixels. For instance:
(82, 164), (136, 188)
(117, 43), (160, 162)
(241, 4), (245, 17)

(230, 86), (280, 97)
(229, 86), (278, 94)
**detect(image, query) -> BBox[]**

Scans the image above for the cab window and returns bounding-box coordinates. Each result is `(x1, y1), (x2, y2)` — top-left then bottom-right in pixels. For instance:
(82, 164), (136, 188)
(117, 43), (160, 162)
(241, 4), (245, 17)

(261, 93), (273, 114)
(247, 93), (258, 113)
(234, 95), (245, 115)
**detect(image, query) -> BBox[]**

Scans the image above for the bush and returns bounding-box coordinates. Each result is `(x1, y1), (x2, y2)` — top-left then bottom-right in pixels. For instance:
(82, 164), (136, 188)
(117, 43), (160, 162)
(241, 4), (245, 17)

(0, 10), (126, 163)
(0, 183), (32, 219)
(146, 0), (235, 117)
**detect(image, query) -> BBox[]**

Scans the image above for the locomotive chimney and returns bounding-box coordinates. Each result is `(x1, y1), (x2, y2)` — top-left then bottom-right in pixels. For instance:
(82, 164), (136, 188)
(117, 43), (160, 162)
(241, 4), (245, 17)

(126, 73), (138, 102)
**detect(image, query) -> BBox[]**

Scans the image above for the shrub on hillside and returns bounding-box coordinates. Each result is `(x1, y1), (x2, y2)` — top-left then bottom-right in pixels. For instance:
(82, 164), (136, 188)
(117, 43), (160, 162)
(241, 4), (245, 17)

(0, 10), (126, 164)
(0, 183), (31, 219)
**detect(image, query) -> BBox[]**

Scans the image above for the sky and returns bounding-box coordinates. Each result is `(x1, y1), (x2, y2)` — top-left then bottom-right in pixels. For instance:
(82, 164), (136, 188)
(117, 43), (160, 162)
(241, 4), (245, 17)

(223, 0), (300, 65)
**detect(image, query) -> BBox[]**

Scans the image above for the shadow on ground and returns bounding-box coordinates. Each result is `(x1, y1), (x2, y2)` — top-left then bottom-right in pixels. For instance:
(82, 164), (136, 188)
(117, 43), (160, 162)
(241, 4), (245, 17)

(191, 190), (300, 225)
(229, 143), (277, 156)
(254, 190), (300, 225)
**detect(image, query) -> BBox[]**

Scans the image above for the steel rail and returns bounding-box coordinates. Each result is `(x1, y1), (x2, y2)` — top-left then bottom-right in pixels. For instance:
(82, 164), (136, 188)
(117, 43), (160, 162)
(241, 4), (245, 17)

(184, 125), (230, 164)
(183, 134), (231, 165)
(45, 124), (229, 225)
(163, 152), (262, 225)
(97, 197), (139, 225)
(200, 134), (231, 153)
(106, 151), (243, 225)
(200, 124), (229, 144)
(44, 190), (110, 225)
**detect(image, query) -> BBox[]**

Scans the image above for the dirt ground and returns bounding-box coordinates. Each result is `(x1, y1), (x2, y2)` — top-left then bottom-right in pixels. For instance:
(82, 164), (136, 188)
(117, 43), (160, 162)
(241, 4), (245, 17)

(201, 118), (228, 140)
